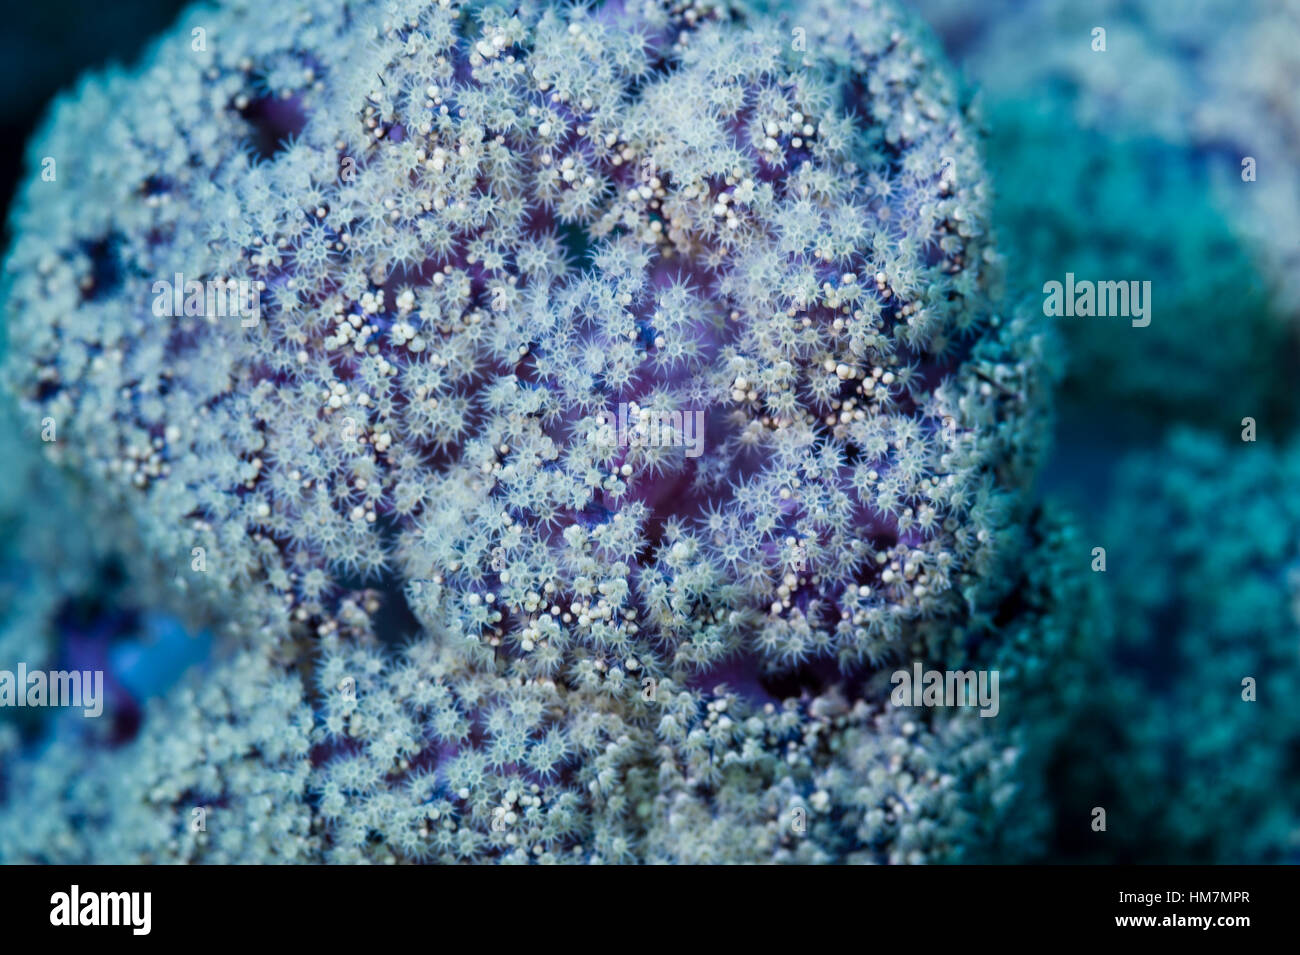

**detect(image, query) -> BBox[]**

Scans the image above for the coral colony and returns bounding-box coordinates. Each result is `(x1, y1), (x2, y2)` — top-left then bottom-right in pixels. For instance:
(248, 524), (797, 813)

(0, 0), (1085, 863)
(1102, 430), (1300, 863)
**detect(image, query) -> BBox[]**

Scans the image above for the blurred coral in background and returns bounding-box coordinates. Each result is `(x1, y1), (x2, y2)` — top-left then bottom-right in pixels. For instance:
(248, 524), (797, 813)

(908, 0), (1300, 862)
